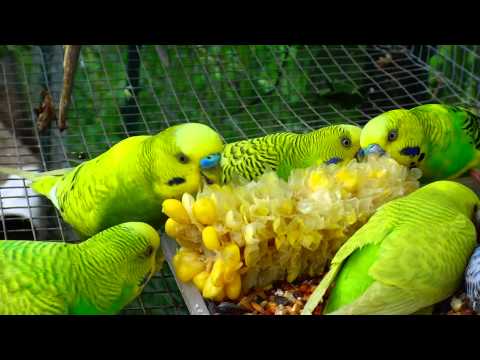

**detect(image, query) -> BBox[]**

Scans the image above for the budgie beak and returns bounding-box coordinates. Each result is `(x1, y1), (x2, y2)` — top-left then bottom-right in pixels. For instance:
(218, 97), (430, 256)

(355, 148), (365, 162)
(200, 153), (222, 185)
(362, 144), (386, 157)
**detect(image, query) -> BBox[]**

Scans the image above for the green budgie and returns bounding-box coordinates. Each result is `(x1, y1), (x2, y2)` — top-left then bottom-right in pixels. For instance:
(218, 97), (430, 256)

(220, 124), (362, 183)
(302, 181), (479, 315)
(0, 222), (162, 315)
(360, 104), (480, 183)
(0, 123), (224, 238)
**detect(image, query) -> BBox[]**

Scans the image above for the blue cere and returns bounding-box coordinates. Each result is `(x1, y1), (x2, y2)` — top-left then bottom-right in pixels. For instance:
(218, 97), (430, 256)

(200, 153), (221, 169)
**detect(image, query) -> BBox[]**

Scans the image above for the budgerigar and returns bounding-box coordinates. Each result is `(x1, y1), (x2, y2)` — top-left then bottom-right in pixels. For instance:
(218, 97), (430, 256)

(465, 245), (480, 314)
(302, 181), (479, 315)
(360, 104), (480, 183)
(0, 123), (224, 237)
(220, 124), (362, 183)
(0, 222), (162, 315)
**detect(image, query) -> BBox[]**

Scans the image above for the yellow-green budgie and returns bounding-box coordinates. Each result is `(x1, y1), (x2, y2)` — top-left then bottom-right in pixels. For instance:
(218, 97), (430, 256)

(0, 123), (224, 238)
(302, 181), (479, 315)
(0, 222), (162, 315)
(360, 104), (480, 183)
(221, 124), (362, 183)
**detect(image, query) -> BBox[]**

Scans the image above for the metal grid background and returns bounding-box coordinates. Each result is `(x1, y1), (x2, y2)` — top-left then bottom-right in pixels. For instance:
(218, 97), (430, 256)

(0, 45), (479, 315)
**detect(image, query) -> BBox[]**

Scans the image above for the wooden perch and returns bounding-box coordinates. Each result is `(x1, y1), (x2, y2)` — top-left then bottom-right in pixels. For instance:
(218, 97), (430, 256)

(58, 45), (81, 132)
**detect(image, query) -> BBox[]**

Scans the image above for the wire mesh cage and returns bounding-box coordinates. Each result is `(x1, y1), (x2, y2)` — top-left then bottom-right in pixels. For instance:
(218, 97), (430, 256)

(1, 44), (479, 315)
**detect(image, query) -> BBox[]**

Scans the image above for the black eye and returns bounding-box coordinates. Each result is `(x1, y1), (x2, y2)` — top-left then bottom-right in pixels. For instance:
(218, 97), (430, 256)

(144, 245), (154, 258)
(177, 154), (189, 164)
(341, 137), (352, 147)
(388, 130), (398, 142)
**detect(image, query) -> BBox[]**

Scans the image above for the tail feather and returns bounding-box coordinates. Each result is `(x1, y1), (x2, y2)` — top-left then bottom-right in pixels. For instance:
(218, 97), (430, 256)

(301, 263), (342, 315)
(0, 166), (41, 182)
(0, 166), (71, 197)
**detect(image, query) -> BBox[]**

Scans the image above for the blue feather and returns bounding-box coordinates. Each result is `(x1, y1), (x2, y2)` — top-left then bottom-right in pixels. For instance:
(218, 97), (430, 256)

(325, 157), (343, 165)
(400, 147), (420, 157)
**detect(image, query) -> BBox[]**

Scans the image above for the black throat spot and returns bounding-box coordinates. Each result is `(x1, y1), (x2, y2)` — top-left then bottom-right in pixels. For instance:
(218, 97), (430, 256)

(167, 177), (186, 186)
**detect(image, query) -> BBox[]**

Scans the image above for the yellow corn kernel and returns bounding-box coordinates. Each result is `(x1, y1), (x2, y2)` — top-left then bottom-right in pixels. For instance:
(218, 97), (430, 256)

(308, 172), (329, 190)
(202, 226), (221, 251)
(244, 244), (260, 267)
(244, 223), (257, 245)
(225, 273), (242, 300)
(222, 243), (241, 264)
(287, 257), (301, 283)
(278, 200), (294, 216)
(192, 271), (210, 291)
(176, 257), (205, 283)
(192, 197), (217, 225)
(225, 210), (242, 231)
(165, 218), (181, 238)
(335, 169), (357, 192)
(172, 251), (182, 270)
(275, 234), (286, 250)
(369, 169), (387, 179)
(287, 229), (301, 248)
(213, 288), (226, 302)
(223, 264), (241, 284)
(174, 235), (198, 249)
(223, 243), (242, 283)
(202, 274), (224, 300)
(210, 258), (226, 287)
(345, 211), (357, 225)
(162, 199), (191, 224)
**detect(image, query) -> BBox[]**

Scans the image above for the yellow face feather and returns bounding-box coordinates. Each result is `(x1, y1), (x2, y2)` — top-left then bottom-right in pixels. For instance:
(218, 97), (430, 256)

(336, 124), (362, 162)
(360, 110), (425, 168)
(313, 124), (362, 166)
(150, 123), (225, 199)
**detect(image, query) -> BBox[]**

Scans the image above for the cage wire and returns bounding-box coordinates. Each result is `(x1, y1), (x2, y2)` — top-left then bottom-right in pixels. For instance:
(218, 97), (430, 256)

(0, 44), (479, 315)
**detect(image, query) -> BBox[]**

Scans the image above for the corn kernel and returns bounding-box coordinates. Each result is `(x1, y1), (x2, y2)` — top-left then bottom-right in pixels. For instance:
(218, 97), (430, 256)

(244, 244), (260, 267)
(225, 210), (242, 231)
(202, 226), (221, 251)
(225, 273), (242, 300)
(202, 274), (224, 299)
(165, 218), (181, 238)
(213, 288), (226, 302)
(176, 258), (205, 283)
(172, 252), (182, 270)
(192, 271), (210, 291)
(275, 235), (286, 250)
(192, 197), (217, 225)
(222, 242), (241, 264)
(162, 199), (191, 224)
(278, 200), (294, 216)
(308, 172), (329, 190)
(244, 223), (257, 245)
(210, 258), (225, 287)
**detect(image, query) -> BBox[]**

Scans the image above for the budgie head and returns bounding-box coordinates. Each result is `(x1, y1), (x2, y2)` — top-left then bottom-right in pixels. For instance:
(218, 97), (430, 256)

(151, 123), (225, 199)
(79, 222), (162, 303)
(312, 124), (362, 165)
(360, 109), (426, 169)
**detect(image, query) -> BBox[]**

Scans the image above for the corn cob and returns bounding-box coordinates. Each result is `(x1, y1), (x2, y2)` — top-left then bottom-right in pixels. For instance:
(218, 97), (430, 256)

(163, 156), (421, 302)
